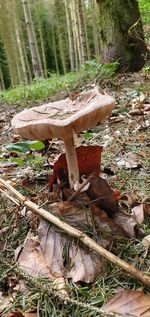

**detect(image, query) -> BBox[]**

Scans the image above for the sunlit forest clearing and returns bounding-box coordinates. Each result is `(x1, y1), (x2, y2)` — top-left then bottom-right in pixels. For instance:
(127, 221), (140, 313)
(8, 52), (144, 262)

(0, 1), (150, 316)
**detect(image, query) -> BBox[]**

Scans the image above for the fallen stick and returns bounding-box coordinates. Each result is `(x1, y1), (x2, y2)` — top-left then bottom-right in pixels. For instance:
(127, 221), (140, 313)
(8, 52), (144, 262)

(0, 177), (150, 287)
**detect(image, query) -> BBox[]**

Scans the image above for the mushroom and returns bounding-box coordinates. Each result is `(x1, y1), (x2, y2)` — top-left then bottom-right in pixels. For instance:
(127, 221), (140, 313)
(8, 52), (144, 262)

(11, 88), (115, 189)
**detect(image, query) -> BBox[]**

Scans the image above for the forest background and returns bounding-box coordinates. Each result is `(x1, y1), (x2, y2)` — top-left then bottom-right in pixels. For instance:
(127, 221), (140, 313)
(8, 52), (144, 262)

(0, 0), (149, 91)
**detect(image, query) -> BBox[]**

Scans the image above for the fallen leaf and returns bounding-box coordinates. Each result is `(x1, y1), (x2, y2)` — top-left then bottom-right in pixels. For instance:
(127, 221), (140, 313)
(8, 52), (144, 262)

(116, 152), (141, 169)
(131, 204), (144, 224)
(0, 291), (14, 314)
(143, 104), (150, 112)
(127, 192), (138, 208)
(114, 212), (137, 238)
(17, 203), (109, 283)
(15, 233), (54, 280)
(38, 207), (108, 283)
(102, 289), (150, 317)
(143, 202), (150, 216)
(87, 175), (119, 217)
(142, 235), (150, 257)
(110, 115), (124, 123)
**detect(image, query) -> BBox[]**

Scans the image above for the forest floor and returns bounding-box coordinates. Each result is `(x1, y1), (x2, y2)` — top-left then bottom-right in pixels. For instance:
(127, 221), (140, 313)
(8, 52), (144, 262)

(0, 68), (150, 316)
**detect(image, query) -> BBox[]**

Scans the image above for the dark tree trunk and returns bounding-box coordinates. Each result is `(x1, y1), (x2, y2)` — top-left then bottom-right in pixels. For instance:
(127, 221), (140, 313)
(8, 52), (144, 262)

(96, 0), (150, 71)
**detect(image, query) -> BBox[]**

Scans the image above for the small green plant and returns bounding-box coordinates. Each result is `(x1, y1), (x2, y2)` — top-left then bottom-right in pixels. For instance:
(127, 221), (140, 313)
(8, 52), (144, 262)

(6, 141), (45, 153)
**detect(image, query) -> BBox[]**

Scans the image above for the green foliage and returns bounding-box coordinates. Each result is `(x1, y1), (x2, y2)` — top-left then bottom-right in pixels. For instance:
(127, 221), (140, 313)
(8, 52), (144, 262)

(138, 0), (150, 43)
(138, 0), (150, 25)
(0, 61), (119, 105)
(6, 141), (45, 153)
(83, 132), (94, 140)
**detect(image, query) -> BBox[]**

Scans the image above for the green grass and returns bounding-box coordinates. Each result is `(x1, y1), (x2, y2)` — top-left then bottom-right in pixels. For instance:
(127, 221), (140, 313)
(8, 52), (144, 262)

(139, 0), (150, 26)
(0, 61), (119, 106)
(139, 0), (150, 43)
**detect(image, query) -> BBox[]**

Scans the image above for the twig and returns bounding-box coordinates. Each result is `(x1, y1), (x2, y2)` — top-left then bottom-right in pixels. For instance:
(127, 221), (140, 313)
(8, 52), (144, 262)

(0, 187), (20, 205)
(0, 177), (150, 287)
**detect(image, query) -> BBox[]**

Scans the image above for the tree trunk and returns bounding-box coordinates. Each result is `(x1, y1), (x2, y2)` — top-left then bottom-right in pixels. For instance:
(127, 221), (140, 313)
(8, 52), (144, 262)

(77, 0), (88, 63)
(92, 0), (100, 58)
(52, 28), (59, 74)
(14, 19), (28, 84)
(70, 0), (79, 69)
(97, 0), (150, 71)
(64, 0), (75, 70)
(71, 0), (82, 66)
(22, 0), (43, 78)
(34, 0), (47, 78)
(0, 66), (5, 90)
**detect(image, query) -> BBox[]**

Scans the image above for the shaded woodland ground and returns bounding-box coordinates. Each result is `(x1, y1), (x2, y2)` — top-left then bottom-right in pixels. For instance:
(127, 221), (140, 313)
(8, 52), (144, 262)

(0, 65), (150, 316)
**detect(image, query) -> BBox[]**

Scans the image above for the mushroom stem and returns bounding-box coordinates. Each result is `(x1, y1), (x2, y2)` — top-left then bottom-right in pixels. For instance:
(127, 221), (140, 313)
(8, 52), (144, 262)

(64, 135), (80, 189)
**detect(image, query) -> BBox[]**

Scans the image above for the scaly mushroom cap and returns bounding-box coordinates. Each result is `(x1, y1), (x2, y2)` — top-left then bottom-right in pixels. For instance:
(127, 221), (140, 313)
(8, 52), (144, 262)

(11, 88), (115, 140)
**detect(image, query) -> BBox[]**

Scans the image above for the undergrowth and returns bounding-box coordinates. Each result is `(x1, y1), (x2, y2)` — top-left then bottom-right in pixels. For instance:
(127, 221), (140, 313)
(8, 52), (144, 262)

(0, 60), (119, 106)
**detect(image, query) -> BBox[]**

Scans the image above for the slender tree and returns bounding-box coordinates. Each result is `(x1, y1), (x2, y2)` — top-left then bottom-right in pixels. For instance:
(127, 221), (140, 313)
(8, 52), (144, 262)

(64, 0), (75, 70)
(33, 0), (48, 78)
(21, 0), (43, 78)
(78, 0), (88, 63)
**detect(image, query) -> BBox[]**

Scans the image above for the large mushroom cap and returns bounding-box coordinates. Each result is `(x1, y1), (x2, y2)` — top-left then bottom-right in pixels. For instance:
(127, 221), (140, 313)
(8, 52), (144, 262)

(11, 88), (115, 140)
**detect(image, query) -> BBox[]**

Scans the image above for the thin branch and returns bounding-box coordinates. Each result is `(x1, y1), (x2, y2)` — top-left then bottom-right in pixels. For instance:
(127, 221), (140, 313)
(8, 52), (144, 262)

(0, 177), (150, 287)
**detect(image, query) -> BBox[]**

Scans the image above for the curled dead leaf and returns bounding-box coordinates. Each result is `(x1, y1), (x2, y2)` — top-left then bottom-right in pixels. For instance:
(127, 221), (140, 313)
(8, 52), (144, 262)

(131, 204), (144, 224)
(102, 289), (150, 317)
(116, 152), (142, 169)
(87, 175), (119, 217)
(142, 235), (150, 257)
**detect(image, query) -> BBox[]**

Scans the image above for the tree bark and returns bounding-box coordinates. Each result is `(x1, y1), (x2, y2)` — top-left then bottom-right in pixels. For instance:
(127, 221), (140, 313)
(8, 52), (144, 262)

(96, 0), (150, 71)
(52, 28), (59, 75)
(70, 0), (79, 69)
(34, 0), (47, 78)
(22, 0), (43, 78)
(92, 0), (100, 58)
(64, 0), (75, 70)
(77, 0), (88, 63)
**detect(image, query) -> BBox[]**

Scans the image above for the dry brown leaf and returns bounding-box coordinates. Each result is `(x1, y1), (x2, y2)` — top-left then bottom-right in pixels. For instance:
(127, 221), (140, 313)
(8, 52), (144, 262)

(114, 212), (137, 238)
(116, 152), (141, 169)
(102, 289), (150, 317)
(17, 203), (109, 283)
(142, 235), (150, 257)
(142, 235), (150, 248)
(38, 207), (108, 283)
(143, 203), (150, 216)
(15, 232), (54, 280)
(0, 291), (14, 313)
(128, 192), (138, 208)
(87, 175), (119, 217)
(131, 204), (144, 224)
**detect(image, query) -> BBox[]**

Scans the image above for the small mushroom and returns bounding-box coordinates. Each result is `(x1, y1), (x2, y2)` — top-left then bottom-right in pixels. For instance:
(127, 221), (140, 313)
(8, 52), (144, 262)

(11, 88), (115, 188)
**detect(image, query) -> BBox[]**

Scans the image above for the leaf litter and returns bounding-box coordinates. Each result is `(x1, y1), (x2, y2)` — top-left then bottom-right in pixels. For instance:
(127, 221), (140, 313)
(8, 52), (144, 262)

(102, 289), (150, 317)
(0, 71), (150, 316)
